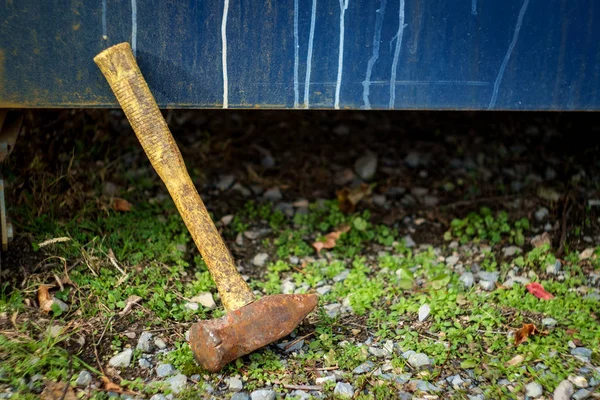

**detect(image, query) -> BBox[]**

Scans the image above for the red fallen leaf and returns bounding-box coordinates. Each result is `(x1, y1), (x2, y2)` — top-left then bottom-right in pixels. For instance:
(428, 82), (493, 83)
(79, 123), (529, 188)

(113, 198), (132, 212)
(312, 225), (350, 254)
(514, 323), (539, 346)
(525, 282), (554, 300)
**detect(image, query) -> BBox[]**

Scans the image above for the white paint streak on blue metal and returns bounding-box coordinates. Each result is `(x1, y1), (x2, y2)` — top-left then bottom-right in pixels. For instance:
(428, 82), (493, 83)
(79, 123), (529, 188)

(102, 0), (107, 40)
(362, 0), (387, 109)
(303, 0), (317, 108)
(389, 0), (406, 109)
(334, 0), (350, 109)
(293, 0), (300, 108)
(221, 0), (230, 108)
(488, 0), (529, 110)
(131, 0), (137, 56)
(471, 0), (477, 16)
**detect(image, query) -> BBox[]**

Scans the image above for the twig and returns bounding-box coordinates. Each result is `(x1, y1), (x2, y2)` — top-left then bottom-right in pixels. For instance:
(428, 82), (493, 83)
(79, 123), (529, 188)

(284, 332), (314, 350)
(306, 366), (339, 371)
(90, 330), (106, 376)
(556, 196), (573, 258)
(59, 354), (74, 400)
(273, 381), (323, 391)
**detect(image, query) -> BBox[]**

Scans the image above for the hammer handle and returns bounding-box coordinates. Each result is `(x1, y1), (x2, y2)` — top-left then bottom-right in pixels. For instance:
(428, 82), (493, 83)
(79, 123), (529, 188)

(94, 43), (254, 312)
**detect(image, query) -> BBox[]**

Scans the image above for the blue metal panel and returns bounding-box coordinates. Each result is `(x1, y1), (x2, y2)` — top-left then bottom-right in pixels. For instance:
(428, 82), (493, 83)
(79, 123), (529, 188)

(0, 0), (598, 110)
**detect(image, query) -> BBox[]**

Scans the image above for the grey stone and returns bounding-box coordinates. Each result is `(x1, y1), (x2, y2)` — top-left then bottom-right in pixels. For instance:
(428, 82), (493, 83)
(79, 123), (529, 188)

(165, 374), (187, 394)
(411, 380), (441, 392)
(468, 395), (484, 400)
(263, 187), (283, 202)
(190, 292), (216, 309)
(286, 390), (310, 400)
(156, 363), (176, 377)
(316, 285), (332, 295)
(553, 380), (574, 400)
(402, 350), (416, 359)
(244, 228), (272, 240)
(403, 235), (416, 248)
(333, 382), (354, 399)
(405, 152), (421, 168)
(138, 358), (152, 369)
(450, 375), (465, 388)
(502, 246), (521, 257)
(355, 152), (378, 181)
(184, 302), (199, 311)
(535, 207), (549, 221)
(315, 375), (336, 384)
(216, 174), (235, 191)
(418, 304), (430, 322)
(261, 155), (276, 169)
(503, 276), (531, 288)
(525, 382), (543, 398)
(149, 395), (167, 400)
(459, 272), (475, 288)
(498, 379), (511, 386)
(108, 349), (133, 368)
(333, 269), (350, 282)
(250, 389), (276, 400)
(75, 370), (92, 387)
(401, 194), (416, 206)
(253, 253), (269, 267)
(352, 361), (375, 374)
(572, 389), (591, 400)
(228, 376), (243, 392)
(324, 303), (341, 318)
(477, 271), (499, 283)
(547, 260), (562, 275)
(154, 337), (167, 350)
(368, 346), (388, 358)
(232, 183), (252, 197)
(423, 195), (439, 207)
(281, 280), (296, 295)
(568, 375), (588, 388)
(407, 352), (430, 368)
(372, 195), (386, 207)
(411, 187), (429, 197)
(276, 339), (304, 353)
(446, 255), (459, 266)
(571, 347), (592, 362)
(542, 318), (557, 327)
(479, 280), (496, 291)
(231, 393), (250, 400)
(136, 332), (153, 352)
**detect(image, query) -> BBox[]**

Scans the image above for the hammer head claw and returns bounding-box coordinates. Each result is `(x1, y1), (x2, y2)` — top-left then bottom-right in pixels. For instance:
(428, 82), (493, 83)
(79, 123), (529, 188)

(189, 293), (318, 372)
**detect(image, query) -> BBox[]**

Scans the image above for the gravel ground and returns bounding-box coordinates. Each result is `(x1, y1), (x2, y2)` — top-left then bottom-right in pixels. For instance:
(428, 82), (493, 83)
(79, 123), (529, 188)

(1, 110), (600, 399)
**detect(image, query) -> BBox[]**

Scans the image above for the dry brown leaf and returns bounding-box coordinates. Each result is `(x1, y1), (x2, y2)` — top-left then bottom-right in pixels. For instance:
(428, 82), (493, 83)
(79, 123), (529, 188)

(38, 284), (54, 313)
(113, 198), (132, 212)
(118, 295), (142, 316)
(312, 225), (350, 255)
(514, 323), (540, 346)
(336, 183), (372, 213)
(40, 381), (77, 400)
(505, 354), (525, 367)
(101, 376), (123, 392)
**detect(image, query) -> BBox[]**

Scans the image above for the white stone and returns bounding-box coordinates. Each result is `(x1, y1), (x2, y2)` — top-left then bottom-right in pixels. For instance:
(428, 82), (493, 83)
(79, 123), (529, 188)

(568, 375), (588, 388)
(228, 376), (243, 392)
(190, 292), (216, 309)
(354, 152), (378, 181)
(136, 332), (153, 352)
(333, 382), (354, 399)
(315, 375), (336, 384)
(418, 304), (430, 322)
(108, 349), (133, 368)
(253, 253), (269, 267)
(407, 352), (430, 368)
(525, 382), (542, 398)
(553, 380), (574, 400)
(166, 374), (187, 394)
(250, 389), (276, 400)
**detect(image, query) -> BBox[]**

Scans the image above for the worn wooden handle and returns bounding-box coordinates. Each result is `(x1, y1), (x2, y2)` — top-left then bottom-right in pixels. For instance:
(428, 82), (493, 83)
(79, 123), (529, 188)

(94, 43), (254, 312)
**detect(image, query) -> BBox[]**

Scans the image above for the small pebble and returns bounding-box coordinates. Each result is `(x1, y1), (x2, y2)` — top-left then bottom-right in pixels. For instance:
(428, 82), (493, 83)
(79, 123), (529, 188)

(403, 235), (416, 248)
(479, 280), (496, 291)
(165, 374), (187, 394)
(571, 347), (592, 362)
(136, 332), (153, 352)
(459, 272), (475, 288)
(184, 302), (199, 311)
(154, 338), (167, 350)
(263, 187), (283, 202)
(156, 363), (176, 378)
(542, 318), (557, 327)
(108, 349), (133, 368)
(525, 382), (543, 398)
(418, 304), (430, 322)
(316, 285), (332, 295)
(75, 370), (92, 387)
(535, 207), (549, 221)
(281, 280), (296, 295)
(138, 359), (152, 369)
(324, 303), (341, 318)
(553, 380), (574, 400)
(353, 361), (375, 374)
(250, 389), (276, 400)
(333, 382), (354, 399)
(253, 253), (269, 267)
(190, 292), (216, 309)
(231, 393), (250, 400)
(407, 352), (430, 368)
(477, 271), (499, 283)
(546, 260), (561, 275)
(149, 395), (167, 400)
(315, 375), (336, 384)
(216, 174), (235, 191)
(446, 255), (459, 266)
(568, 375), (588, 388)
(228, 376), (243, 392)
(572, 389), (591, 400)
(354, 152), (378, 181)
(333, 270), (350, 282)
(503, 246), (521, 257)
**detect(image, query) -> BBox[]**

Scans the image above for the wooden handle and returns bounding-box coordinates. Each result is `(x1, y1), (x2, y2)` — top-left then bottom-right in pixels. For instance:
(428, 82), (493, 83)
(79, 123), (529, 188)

(94, 43), (254, 312)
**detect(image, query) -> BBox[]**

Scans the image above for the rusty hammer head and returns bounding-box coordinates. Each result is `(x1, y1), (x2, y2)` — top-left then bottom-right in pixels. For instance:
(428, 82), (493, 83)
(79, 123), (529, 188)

(189, 293), (318, 372)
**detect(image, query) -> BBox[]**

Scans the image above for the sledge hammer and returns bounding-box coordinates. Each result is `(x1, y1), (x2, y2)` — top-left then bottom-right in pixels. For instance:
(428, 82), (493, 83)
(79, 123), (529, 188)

(94, 43), (318, 372)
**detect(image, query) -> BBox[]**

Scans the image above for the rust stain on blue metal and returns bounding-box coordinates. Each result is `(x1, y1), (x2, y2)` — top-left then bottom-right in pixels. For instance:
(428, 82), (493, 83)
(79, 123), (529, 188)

(0, 0), (599, 110)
